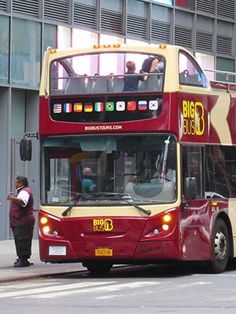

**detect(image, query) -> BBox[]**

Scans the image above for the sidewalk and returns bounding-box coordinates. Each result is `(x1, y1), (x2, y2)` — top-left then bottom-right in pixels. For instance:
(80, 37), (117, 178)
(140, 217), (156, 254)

(0, 239), (86, 283)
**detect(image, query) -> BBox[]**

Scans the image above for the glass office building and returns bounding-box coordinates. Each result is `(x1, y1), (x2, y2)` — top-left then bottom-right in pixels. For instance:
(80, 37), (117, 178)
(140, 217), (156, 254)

(0, 0), (235, 239)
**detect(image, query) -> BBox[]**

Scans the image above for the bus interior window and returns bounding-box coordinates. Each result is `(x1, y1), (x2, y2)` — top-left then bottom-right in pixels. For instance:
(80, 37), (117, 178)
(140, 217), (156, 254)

(182, 146), (204, 198)
(223, 147), (236, 190)
(179, 51), (207, 87)
(205, 146), (236, 198)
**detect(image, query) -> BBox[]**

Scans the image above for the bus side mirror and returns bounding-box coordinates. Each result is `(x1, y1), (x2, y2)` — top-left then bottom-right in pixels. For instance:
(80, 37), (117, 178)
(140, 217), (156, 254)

(184, 177), (197, 200)
(20, 139), (32, 161)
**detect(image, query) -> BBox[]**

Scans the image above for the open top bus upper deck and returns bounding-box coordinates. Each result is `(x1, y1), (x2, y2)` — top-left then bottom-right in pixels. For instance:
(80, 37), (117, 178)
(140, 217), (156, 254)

(39, 44), (236, 146)
(40, 44), (209, 96)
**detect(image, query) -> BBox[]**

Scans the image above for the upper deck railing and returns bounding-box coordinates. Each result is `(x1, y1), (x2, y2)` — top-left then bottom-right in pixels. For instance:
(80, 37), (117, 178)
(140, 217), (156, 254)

(50, 73), (164, 96)
(40, 44), (236, 98)
(204, 69), (236, 82)
(204, 69), (236, 91)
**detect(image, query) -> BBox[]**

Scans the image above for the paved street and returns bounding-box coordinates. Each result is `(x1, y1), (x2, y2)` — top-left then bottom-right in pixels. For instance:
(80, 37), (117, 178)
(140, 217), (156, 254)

(1, 264), (236, 313)
(1, 239), (236, 313)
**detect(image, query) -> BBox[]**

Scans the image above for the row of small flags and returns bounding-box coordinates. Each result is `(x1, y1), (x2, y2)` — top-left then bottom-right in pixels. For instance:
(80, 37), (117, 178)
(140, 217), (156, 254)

(53, 100), (159, 114)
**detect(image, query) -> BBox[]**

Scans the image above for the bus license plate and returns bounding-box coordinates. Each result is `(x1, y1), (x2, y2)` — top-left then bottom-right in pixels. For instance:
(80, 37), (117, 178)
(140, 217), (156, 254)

(49, 246), (66, 256)
(95, 248), (113, 256)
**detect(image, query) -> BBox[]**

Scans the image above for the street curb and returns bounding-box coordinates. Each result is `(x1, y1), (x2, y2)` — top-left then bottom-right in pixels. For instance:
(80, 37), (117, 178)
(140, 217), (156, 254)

(0, 269), (88, 284)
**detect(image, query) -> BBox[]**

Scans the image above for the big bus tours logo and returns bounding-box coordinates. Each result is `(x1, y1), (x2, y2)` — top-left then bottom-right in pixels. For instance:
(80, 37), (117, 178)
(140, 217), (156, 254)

(182, 100), (205, 136)
(93, 218), (113, 232)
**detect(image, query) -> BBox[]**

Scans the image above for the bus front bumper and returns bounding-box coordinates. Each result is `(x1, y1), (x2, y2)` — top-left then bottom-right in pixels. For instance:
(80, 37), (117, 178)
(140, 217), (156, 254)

(39, 237), (180, 263)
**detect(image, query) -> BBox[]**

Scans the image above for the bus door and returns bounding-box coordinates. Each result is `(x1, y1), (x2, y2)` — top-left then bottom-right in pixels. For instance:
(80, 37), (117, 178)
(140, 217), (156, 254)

(181, 145), (211, 261)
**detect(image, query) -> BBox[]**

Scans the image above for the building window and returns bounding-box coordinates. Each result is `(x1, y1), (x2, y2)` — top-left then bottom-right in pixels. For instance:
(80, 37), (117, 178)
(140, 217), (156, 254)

(71, 29), (99, 75)
(195, 53), (215, 81)
(12, 18), (41, 88)
(44, 24), (57, 51)
(0, 15), (9, 84)
(99, 34), (124, 76)
(57, 25), (71, 48)
(175, 0), (194, 10)
(216, 57), (235, 83)
(11, 91), (25, 137)
(153, 0), (173, 5)
(72, 29), (98, 48)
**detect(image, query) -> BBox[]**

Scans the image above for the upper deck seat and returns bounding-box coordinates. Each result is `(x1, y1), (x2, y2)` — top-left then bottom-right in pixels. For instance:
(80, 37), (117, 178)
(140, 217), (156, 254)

(146, 75), (159, 91)
(65, 76), (92, 95)
(109, 77), (124, 92)
(179, 70), (189, 84)
(139, 75), (159, 92)
(188, 74), (201, 86)
(92, 77), (108, 93)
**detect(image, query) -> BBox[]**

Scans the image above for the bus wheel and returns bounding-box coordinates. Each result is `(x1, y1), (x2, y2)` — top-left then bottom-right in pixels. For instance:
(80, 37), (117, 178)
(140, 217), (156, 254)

(208, 218), (229, 273)
(83, 261), (113, 275)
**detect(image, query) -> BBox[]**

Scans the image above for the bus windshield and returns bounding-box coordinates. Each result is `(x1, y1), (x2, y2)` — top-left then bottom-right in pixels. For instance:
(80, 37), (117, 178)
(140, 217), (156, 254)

(41, 134), (176, 205)
(50, 52), (165, 96)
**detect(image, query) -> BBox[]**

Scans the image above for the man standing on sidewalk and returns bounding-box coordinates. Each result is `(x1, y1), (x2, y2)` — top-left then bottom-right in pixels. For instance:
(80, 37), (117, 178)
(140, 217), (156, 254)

(7, 176), (35, 267)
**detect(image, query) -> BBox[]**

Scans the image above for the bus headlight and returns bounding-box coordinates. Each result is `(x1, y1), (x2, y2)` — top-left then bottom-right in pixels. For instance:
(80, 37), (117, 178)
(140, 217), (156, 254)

(144, 212), (174, 238)
(42, 226), (50, 234)
(163, 214), (172, 223)
(162, 224), (169, 231)
(40, 216), (48, 225)
(161, 214), (172, 231)
(39, 215), (61, 237)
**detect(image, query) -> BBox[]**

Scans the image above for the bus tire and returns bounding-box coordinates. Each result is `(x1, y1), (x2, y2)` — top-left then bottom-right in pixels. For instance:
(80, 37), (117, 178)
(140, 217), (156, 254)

(208, 218), (229, 273)
(83, 261), (113, 275)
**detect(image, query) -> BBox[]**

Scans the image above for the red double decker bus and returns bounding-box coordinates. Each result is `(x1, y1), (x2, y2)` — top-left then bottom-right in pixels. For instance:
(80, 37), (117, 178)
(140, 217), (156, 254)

(37, 43), (236, 274)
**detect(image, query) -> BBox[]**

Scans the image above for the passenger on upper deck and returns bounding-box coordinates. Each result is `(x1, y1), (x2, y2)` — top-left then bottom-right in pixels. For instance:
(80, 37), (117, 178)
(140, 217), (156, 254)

(123, 61), (140, 92)
(141, 57), (159, 76)
(140, 56), (163, 91)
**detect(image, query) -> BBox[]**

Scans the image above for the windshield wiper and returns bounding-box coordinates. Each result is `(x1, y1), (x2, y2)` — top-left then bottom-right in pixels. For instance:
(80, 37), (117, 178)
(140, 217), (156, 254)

(62, 193), (82, 217)
(62, 192), (121, 217)
(62, 192), (151, 217)
(121, 197), (151, 217)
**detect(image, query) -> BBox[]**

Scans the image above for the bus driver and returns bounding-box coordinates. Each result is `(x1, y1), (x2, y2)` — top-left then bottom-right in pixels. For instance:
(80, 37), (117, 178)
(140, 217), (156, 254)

(82, 167), (96, 193)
